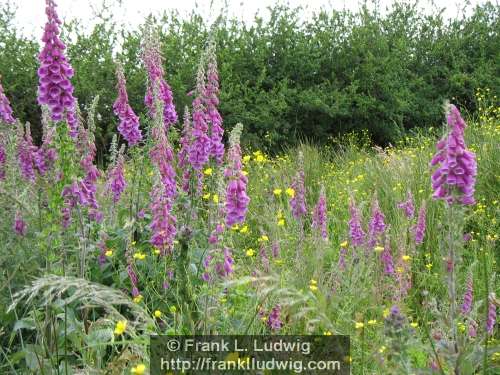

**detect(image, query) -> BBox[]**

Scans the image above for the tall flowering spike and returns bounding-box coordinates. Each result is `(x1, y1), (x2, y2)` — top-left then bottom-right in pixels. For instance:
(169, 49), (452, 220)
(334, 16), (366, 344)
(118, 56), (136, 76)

(127, 263), (141, 299)
(214, 248), (235, 277)
(189, 58), (211, 173)
(312, 185), (328, 240)
(461, 273), (473, 315)
(224, 123), (250, 226)
(431, 104), (477, 205)
(37, 0), (78, 136)
(149, 182), (177, 255)
(17, 125), (36, 182)
(290, 153), (307, 219)
(142, 25), (177, 129)
(414, 201), (427, 245)
(368, 198), (385, 247)
(267, 305), (282, 331)
(348, 197), (365, 246)
(204, 39), (224, 164)
(380, 239), (395, 276)
(486, 295), (496, 335)
(398, 191), (415, 219)
(0, 137), (6, 180)
(107, 147), (126, 203)
(0, 77), (16, 124)
(113, 63), (142, 146)
(150, 121), (177, 200)
(178, 107), (192, 192)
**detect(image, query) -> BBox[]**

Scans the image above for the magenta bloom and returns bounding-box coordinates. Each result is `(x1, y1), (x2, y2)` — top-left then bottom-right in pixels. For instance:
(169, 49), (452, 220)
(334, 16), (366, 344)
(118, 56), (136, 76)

(150, 126), (177, 200)
(487, 297), (496, 335)
(204, 42), (224, 165)
(13, 212), (27, 236)
(414, 202), (426, 245)
(149, 184), (177, 255)
(267, 305), (282, 331)
(368, 199), (385, 247)
(143, 29), (177, 129)
(215, 248), (234, 277)
(107, 153), (126, 203)
(113, 64), (142, 146)
(225, 124), (249, 226)
(461, 273), (473, 315)
(431, 104), (477, 205)
(0, 78), (16, 124)
(348, 198), (365, 246)
(0, 139), (6, 180)
(178, 108), (192, 192)
(338, 246), (347, 271)
(17, 128), (37, 182)
(398, 191), (415, 219)
(189, 65), (211, 172)
(380, 242), (395, 276)
(37, 0), (78, 136)
(312, 187), (328, 239)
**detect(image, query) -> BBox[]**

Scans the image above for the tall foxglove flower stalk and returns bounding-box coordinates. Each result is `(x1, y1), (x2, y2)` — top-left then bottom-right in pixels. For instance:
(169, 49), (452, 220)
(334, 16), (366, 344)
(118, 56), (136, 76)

(113, 63), (142, 146)
(178, 107), (192, 192)
(461, 273), (473, 315)
(149, 181), (177, 255)
(150, 117), (176, 200)
(107, 149), (126, 203)
(267, 305), (282, 331)
(142, 26), (177, 129)
(368, 198), (385, 248)
(17, 125), (37, 182)
(414, 201), (426, 245)
(290, 154), (307, 219)
(348, 197), (365, 247)
(380, 240), (395, 276)
(431, 104), (477, 205)
(127, 263), (141, 300)
(204, 40), (224, 165)
(486, 296), (496, 335)
(13, 212), (27, 236)
(398, 191), (415, 219)
(312, 186), (327, 240)
(189, 60), (211, 184)
(37, 0), (78, 137)
(0, 78), (15, 124)
(224, 123), (249, 226)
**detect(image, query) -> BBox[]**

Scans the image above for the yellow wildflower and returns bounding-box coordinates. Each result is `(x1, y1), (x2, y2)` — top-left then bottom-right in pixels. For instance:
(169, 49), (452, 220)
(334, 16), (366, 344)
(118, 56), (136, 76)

(131, 364), (146, 375)
(133, 295), (143, 304)
(105, 250), (113, 257)
(203, 168), (213, 176)
(154, 310), (162, 318)
(203, 193), (211, 200)
(243, 155), (251, 163)
(285, 187), (295, 198)
(259, 235), (269, 242)
(133, 252), (146, 260)
(169, 306), (177, 313)
(277, 218), (285, 226)
(273, 188), (282, 196)
(383, 308), (390, 318)
(410, 322), (418, 328)
(402, 255), (411, 261)
(340, 241), (348, 248)
(374, 245), (384, 253)
(212, 194), (219, 204)
(114, 320), (127, 335)
(323, 331), (332, 336)
(355, 322), (364, 329)
(246, 248), (255, 257)
(367, 319), (377, 325)
(239, 225), (249, 234)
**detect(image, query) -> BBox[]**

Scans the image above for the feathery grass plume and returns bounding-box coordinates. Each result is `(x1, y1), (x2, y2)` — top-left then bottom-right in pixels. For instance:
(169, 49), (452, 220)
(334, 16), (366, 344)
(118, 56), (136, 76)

(461, 272), (473, 315)
(204, 38), (224, 165)
(113, 62), (142, 146)
(414, 201), (426, 245)
(0, 77), (16, 124)
(107, 145), (126, 203)
(37, 0), (78, 136)
(431, 103), (477, 205)
(348, 196), (365, 247)
(486, 295), (496, 335)
(13, 211), (27, 236)
(368, 197), (386, 248)
(142, 23), (177, 129)
(224, 123), (249, 226)
(397, 190), (415, 219)
(312, 185), (328, 240)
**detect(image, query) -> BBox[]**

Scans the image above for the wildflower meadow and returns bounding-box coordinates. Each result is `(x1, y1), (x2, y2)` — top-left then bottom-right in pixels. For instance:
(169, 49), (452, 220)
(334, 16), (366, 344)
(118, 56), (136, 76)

(0, 0), (499, 374)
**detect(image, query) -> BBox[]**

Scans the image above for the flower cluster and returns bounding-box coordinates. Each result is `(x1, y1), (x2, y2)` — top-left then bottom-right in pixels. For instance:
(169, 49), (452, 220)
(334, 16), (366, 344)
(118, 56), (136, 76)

(348, 197), (365, 247)
(224, 124), (249, 226)
(107, 151), (126, 203)
(113, 64), (142, 146)
(13, 212), (27, 236)
(37, 0), (78, 136)
(414, 201), (426, 245)
(0, 78), (15, 124)
(143, 27), (177, 129)
(397, 191), (415, 219)
(431, 104), (477, 205)
(149, 183), (177, 255)
(267, 305), (282, 331)
(368, 198), (385, 248)
(0, 138), (6, 180)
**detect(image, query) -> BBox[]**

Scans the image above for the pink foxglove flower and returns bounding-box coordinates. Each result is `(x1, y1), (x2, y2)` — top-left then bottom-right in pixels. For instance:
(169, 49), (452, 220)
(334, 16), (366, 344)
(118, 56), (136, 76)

(368, 198), (385, 248)
(414, 201), (426, 245)
(37, 0), (78, 136)
(486, 296), (496, 335)
(461, 273), (473, 315)
(0, 137), (6, 180)
(13, 212), (27, 236)
(113, 64), (142, 146)
(149, 183), (177, 255)
(107, 151), (126, 203)
(0, 78), (16, 124)
(398, 191), (415, 219)
(312, 186), (327, 239)
(431, 104), (477, 205)
(348, 197), (365, 246)
(380, 241), (395, 276)
(267, 305), (282, 331)
(224, 124), (249, 226)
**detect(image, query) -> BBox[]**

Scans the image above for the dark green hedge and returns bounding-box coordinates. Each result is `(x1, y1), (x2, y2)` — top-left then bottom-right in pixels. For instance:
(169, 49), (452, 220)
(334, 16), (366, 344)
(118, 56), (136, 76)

(0, 2), (499, 159)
